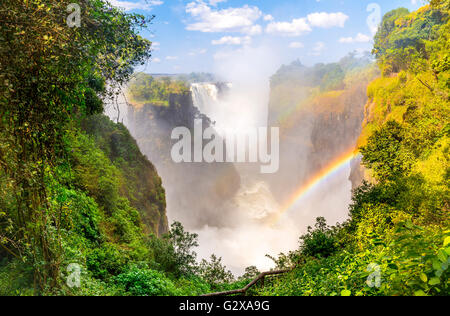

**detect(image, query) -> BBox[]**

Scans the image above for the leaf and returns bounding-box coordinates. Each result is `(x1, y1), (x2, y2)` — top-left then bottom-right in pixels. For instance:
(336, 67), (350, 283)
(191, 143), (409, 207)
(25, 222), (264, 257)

(419, 273), (428, 283)
(388, 263), (398, 270)
(429, 277), (440, 286)
(437, 249), (447, 263)
(341, 290), (351, 296)
(444, 237), (450, 247)
(432, 260), (442, 271)
(414, 290), (427, 297)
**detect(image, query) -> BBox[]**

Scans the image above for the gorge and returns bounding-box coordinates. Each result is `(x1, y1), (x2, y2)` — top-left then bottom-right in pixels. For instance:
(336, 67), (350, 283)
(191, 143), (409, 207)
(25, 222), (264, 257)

(111, 53), (376, 274)
(2, 0), (448, 297)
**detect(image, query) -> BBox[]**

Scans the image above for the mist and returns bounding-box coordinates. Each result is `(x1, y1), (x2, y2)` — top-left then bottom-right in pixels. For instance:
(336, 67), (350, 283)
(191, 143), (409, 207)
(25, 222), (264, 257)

(181, 44), (355, 275)
(107, 44), (365, 276)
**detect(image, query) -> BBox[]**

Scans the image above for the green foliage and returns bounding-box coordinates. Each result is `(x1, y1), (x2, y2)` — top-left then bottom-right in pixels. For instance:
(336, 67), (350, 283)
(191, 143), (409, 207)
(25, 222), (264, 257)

(167, 222), (199, 276)
(270, 52), (372, 91)
(149, 222), (199, 278)
(0, 259), (34, 296)
(239, 266), (261, 281)
(268, 52), (377, 126)
(255, 2), (449, 297)
(54, 188), (101, 242)
(128, 73), (189, 107)
(360, 121), (407, 181)
(82, 114), (167, 234)
(258, 218), (449, 296)
(300, 217), (338, 258)
(373, 5), (449, 76)
(115, 266), (178, 296)
(0, 0), (153, 290)
(198, 255), (234, 289)
(86, 243), (128, 280)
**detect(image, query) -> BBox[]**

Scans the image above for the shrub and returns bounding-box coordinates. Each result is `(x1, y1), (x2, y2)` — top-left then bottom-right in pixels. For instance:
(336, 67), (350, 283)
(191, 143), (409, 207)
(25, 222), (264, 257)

(86, 243), (128, 280)
(198, 255), (234, 289)
(300, 217), (338, 258)
(115, 266), (178, 296)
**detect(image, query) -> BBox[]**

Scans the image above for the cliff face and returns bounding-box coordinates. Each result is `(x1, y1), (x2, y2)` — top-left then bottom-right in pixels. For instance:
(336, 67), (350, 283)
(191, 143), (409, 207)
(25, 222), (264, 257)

(126, 91), (241, 229)
(82, 115), (169, 236)
(265, 55), (379, 203)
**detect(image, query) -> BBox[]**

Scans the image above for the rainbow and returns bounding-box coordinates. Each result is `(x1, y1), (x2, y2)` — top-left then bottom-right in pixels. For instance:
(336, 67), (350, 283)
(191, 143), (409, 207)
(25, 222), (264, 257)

(272, 149), (360, 224)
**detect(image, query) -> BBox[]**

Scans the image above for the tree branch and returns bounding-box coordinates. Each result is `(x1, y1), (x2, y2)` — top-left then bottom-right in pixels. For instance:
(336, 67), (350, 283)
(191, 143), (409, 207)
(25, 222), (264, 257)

(201, 268), (294, 297)
(416, 77), (434, 93)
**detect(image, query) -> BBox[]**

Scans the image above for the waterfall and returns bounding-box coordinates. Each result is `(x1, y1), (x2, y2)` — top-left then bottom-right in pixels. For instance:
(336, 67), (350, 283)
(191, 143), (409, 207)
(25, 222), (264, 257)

(191, 83), (219, 113)
(189, 81), (290, 274)
(190, 82), (226, 131)
(190, 81), (265, 136)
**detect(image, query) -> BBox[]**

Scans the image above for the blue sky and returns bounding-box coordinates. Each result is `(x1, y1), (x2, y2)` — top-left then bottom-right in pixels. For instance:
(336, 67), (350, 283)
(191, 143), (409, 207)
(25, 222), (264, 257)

(110, 0), (425, 74)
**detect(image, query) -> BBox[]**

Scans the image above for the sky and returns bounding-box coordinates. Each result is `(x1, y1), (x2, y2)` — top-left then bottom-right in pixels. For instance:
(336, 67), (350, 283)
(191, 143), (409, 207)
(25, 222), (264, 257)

(109, 0), (426, 74)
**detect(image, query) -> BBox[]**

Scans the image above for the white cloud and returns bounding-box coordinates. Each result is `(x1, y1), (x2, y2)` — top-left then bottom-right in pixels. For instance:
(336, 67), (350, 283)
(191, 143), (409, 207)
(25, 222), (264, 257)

(289, 41), (304, 48)
(242, 25), (262, 35)
(263, 14), (274, 21)
(265, 11), (348, 37)
(212, 36), (252, 46)
(339, 33), (371, 43)
(307, 12), (349, 28)
(152, 57), (161, 63)
(185, 1), (262, 33)
(266, 18), (311, 37)
(165, 56), (178, 61)
(109, 0), (163, 11)
(209, 0), (226, 5)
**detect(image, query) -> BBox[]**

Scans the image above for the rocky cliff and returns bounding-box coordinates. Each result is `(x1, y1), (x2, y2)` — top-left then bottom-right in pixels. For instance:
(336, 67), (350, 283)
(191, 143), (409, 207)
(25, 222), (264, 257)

(265, 54), (379, 203)
(82, 115), (169, 236)
(126, 88), (241, 229)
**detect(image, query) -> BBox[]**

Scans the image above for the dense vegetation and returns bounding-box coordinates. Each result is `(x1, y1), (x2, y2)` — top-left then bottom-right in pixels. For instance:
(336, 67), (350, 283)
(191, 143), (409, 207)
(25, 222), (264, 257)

(266, 52), (380, 205)
(127, 73), (190, 107)
(269, 51), (378, 126)
(0, 0), (448, 297)
(254, 1), (449, 296)
(0, 0), (257, 296)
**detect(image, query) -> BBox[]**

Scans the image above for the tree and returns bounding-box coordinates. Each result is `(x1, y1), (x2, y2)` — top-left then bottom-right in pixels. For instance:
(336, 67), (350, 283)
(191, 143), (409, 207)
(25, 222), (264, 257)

(199, 255), (234, 288)
(360, 120), (406, 182)
(167, 222), (199, 276)
(239, 266), (261, 281)
(300, 217), (337, 258)
(0, 0), (153, 290)
(150, 221), (199, 278)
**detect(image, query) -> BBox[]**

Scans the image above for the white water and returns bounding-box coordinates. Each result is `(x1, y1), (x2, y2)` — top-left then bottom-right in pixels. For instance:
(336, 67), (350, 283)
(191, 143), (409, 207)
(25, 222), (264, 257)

(189, 83), (352, 275)
(190, 82), (266, 137)
(191, 83), (219, 111)
(105, 80), (353, 276)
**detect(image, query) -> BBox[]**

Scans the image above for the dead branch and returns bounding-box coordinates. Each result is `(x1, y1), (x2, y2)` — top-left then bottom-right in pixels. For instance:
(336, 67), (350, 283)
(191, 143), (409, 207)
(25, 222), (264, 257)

(201, 268), (293, 297)
(416, 77), (434, 93)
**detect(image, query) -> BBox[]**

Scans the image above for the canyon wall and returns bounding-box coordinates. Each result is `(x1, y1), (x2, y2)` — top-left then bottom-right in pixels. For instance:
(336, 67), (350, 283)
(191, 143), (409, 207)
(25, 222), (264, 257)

(126, 89), (241, 229)
(265, 54), (379, 205)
